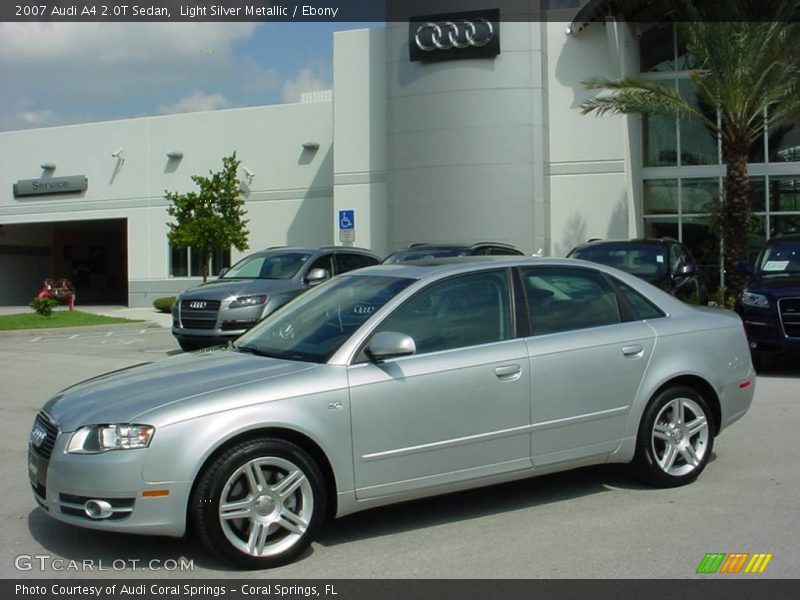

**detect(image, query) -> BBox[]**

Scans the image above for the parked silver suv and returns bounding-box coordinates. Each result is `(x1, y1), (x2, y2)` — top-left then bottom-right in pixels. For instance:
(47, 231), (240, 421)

(172, 246), (380, 350)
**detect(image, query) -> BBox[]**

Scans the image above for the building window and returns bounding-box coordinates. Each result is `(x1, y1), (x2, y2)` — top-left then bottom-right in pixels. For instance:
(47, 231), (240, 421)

(639, 23), (800, 286)
(169, 245), (231, 278)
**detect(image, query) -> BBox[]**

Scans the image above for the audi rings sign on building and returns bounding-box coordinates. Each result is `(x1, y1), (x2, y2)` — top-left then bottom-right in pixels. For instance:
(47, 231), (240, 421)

(409, 10), (500, 63)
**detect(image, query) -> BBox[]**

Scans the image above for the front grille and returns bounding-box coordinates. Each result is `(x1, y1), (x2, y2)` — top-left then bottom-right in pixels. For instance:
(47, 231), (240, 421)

(58, 494), (135, 521)
(779, 298), (800, 338)
(179, 299), (221, 330)
(180, 318), (217, 330)
(31, 412), (58, 460)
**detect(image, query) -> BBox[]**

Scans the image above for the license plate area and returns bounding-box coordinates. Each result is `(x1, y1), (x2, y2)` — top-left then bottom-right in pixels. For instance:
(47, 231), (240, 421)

(28, 448), (48, 497)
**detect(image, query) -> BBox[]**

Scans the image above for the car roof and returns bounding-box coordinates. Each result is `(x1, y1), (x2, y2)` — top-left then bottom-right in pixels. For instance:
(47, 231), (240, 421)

(571, 238), (673, 251)
(247, 246), (379, 258)
(395, 241), (520, 251)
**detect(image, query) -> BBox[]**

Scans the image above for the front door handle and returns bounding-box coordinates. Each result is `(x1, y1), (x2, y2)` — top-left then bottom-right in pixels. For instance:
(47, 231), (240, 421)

(495, 365), (522, 381)
(622, 344), (644, 359)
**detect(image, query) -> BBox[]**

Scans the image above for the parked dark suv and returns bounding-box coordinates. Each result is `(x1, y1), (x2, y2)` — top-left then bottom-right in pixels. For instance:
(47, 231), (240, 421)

(735, 234), (800, 369)
(383, 242), (524, 264)
(567, 238), (707, 304)
(172, 246), (380, 350)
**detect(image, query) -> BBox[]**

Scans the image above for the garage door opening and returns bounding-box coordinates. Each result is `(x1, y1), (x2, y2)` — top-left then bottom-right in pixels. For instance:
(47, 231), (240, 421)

(0, 218), (128, 306)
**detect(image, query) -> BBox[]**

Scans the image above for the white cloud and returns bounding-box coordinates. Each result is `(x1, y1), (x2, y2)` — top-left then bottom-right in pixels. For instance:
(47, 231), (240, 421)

(0, 22), (279, 131)
(157, 91), (232, 115)
(281, 66), (330, 103)
(17, 110), (58, 127)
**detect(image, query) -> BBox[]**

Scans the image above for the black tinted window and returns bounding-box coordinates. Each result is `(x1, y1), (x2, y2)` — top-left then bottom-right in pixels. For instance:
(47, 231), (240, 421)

(616, 281), (665, 320)
(522, 268), (622, 335)
(375, 270), (512, 354)
(336, 253), (378, 274)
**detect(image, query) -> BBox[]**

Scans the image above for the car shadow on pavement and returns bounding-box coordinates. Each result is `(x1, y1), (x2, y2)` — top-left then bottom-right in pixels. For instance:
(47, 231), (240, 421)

(316, 464), (642, 547)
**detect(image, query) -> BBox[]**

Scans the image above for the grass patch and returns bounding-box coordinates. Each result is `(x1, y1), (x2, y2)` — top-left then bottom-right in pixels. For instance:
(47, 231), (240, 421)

(0, 310), (141, 331)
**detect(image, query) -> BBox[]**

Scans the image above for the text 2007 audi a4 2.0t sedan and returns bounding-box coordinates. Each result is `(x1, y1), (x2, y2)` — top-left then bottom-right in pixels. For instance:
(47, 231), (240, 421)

(28, 258), (754, 569)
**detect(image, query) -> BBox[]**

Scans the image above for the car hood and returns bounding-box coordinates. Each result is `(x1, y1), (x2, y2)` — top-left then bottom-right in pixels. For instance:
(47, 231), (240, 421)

(747, 275), (800, 295)
(179, 278), (300, 301)
(43, 349), (316, 432)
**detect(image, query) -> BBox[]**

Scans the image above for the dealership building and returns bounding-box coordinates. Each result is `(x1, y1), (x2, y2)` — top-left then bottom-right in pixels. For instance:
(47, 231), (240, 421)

(1, 2), (799, 307)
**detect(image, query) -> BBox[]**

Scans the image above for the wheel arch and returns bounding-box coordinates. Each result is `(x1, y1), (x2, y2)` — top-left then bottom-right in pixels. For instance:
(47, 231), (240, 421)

(648, 375), (721, 435)
(185, 426), (339, 533)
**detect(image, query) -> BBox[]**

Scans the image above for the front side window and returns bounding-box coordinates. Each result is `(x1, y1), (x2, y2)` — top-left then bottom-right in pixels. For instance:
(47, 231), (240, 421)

(336, 253), (378, 274)
(373, 270), (512, 354)
(522, 268), (622, 335)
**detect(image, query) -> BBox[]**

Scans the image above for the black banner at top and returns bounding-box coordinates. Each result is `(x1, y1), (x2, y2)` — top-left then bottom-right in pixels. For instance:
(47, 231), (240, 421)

(2, 0), (797, 23)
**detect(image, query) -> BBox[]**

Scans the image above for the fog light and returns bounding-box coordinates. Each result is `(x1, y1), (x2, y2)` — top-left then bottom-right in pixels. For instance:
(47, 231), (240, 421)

(84, 499), (114, 520)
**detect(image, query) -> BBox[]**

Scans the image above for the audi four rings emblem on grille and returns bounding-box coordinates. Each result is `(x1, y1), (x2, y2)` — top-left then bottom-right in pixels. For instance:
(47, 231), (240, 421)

(30, 426), (47, 448)
(189, 301), (207, 309)
(414, 19), (494, 51)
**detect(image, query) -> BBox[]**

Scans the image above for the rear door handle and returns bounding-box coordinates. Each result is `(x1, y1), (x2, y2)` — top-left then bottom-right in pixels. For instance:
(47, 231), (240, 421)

(495, 365), (522, 381)
(622, 344), (644, 359)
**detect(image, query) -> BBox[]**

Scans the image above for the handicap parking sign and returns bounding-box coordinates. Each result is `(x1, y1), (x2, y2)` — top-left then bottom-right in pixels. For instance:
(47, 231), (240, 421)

(338, 210), (355, 230)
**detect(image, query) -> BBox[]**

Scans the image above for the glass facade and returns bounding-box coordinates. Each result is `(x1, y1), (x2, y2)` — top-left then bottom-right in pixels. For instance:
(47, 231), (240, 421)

(170, 245), (231, 278)
(639, 23), (800, 288)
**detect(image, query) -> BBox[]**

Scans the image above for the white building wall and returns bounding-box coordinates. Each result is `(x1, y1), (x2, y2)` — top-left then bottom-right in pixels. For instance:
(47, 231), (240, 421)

(545, 19), (640, 255)
(0, 102), (333, 306)
(333, 28), (388, 255)
(384, 21), (544, 255)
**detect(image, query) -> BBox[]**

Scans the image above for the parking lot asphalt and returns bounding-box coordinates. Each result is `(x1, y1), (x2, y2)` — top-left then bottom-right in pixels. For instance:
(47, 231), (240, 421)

(0, 321), (798, 579)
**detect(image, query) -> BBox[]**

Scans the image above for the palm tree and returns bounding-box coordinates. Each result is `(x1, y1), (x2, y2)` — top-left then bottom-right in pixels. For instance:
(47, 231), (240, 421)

(580, 0), (800, 299)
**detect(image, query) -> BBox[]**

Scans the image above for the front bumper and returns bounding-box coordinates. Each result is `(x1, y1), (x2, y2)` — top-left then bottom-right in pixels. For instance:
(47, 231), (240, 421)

(29, 430), (190, 537)
(739, 306), (800, 355)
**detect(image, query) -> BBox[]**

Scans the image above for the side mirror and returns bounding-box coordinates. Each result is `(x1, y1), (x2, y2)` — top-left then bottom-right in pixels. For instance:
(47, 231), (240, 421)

(304, 268), (330, 286)
(735, 260), (754, 275)
(675, 262), (695, 277)
(367, 331), (416, 361)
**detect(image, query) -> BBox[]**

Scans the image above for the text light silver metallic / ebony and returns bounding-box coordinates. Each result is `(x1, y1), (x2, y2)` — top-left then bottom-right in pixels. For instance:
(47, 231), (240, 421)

(28, 258), (754, 569)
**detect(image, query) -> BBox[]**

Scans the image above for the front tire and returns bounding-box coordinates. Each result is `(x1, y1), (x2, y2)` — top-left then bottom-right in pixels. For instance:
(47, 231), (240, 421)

(633, 386), (714, 488)
(191, 438), (327, 569)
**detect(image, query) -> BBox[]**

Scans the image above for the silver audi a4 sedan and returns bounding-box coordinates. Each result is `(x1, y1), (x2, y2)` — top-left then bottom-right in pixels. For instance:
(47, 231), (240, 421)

(28, 258), (755, 569)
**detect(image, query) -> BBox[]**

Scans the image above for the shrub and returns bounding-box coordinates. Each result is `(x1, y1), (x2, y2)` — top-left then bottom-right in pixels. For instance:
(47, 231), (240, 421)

(153, 296), (176, 313)
(30, 296), (58, 318)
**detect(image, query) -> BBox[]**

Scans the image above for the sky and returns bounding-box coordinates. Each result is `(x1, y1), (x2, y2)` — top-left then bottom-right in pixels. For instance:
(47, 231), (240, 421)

(0, 21), (379, 132)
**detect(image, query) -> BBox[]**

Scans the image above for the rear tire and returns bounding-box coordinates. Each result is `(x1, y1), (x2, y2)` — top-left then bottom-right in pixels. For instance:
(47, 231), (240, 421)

(190, 438), (326, 569)
(633, 386), (714, 488)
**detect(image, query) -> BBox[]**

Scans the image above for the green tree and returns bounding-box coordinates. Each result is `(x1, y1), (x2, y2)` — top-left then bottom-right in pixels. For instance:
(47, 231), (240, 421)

(580, 0), (800, 298)
(166, 152), (250, 282)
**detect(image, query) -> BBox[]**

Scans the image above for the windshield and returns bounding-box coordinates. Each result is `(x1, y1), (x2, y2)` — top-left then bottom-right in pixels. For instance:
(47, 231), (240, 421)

(235, 275), (414, 363)
(383, 248), (467, 264)
(571, 244), (667, 277)
(221, 252), (312, 280)
(757, 242), (800, 276)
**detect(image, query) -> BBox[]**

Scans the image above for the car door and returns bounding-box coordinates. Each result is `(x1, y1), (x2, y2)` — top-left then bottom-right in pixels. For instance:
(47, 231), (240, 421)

(519, 266), (655, 466)
(347, 269), (532, 500)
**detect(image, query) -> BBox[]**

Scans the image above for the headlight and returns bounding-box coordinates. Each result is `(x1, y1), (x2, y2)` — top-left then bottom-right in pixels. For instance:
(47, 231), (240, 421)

(229, 295), (268, 309)
(740, 292), (770, 308)
(66, 424), (155, 454)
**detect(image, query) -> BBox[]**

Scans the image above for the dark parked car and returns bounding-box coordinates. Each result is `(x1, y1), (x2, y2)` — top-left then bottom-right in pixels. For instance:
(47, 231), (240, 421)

(172, 246), (380, 350)
(568, 239), (707, 304)
(383, 242), (524, 263)
(735, 234), (800, 370)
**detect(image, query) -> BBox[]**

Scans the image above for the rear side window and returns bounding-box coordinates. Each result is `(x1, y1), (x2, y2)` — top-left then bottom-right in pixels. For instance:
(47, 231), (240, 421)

(521, 267), (622, 335)
(616, 281), (666, 320)
(336, 253), (379, 274)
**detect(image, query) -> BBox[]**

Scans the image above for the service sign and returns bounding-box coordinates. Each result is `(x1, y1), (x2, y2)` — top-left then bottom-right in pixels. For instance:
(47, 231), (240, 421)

(409, 9), (501, 63)
(13, 176), (88, 197)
